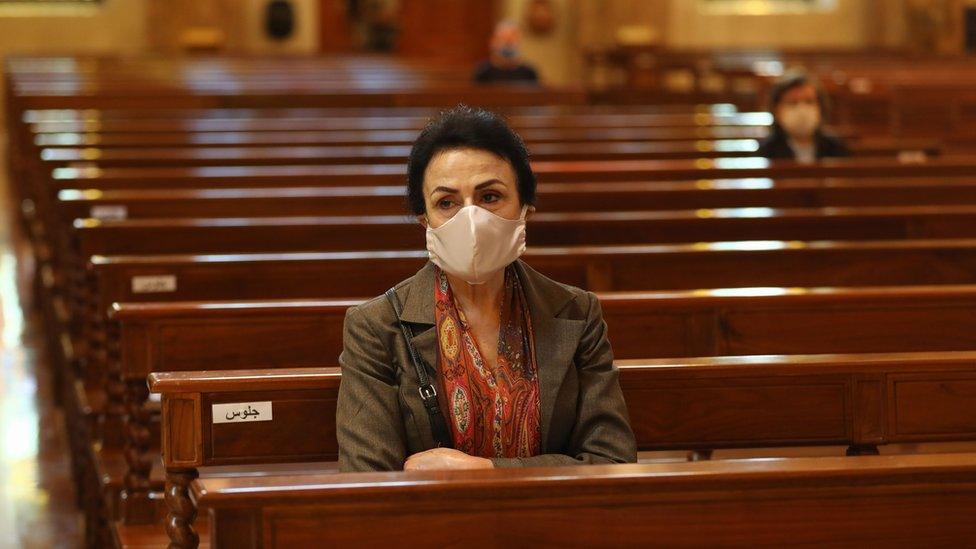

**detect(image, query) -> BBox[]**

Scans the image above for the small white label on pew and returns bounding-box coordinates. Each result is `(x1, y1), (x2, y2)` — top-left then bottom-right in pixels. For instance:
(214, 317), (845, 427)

(897, 150), (928, 164)
(131, 275), (177, 294)
(89, 205), (128, 220)
(212, 402), (273, 424)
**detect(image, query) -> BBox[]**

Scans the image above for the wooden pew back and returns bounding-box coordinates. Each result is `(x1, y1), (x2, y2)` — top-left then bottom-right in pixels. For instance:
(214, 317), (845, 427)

(189, 453), (976, 548)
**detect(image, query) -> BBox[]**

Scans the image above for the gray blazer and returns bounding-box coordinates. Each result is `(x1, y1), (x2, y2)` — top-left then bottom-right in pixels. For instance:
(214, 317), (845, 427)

(336, 260), (637, 472)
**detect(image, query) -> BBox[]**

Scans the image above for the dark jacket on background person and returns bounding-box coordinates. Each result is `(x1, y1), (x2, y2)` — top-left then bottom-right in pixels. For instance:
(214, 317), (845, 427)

(473, 61), (539, 84)
(758, 127), (851, 160)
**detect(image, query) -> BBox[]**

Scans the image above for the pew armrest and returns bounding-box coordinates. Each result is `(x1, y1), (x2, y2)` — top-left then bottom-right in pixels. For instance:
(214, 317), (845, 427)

(148, 366), (341, 394)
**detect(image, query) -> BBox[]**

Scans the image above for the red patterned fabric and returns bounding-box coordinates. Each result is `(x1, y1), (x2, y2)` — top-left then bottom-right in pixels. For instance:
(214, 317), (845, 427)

(433, 265), (542, 458)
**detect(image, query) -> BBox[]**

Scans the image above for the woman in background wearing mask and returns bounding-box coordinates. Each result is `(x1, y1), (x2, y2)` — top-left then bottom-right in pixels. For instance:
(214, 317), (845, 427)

(758, 71), (850, 164)
(473, 21), (539, 84)
(337, 106), (636, 472)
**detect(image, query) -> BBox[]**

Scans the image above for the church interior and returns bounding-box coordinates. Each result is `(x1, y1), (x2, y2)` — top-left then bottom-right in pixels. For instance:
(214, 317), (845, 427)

(2, 0), (976, 547)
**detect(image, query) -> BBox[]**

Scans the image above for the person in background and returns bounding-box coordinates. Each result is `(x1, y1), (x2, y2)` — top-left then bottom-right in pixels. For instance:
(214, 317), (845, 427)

(758, 71), (850, 163)
(473, 21), (539, 84)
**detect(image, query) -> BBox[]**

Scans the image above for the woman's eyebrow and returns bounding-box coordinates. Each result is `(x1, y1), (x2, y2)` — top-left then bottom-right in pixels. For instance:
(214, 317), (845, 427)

(430, 186), (458, 196)
(475, 179), (504, 190)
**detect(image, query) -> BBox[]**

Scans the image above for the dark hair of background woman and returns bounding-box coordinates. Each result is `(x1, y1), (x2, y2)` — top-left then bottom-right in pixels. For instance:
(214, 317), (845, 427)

(406, 105), (537, 215)
(767, 70), (830, 117)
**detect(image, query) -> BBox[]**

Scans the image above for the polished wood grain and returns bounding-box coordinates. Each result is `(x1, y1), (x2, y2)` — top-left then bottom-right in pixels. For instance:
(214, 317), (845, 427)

(67, 205), (976, 256)
(191, 453), (976, 548)
(28, 111), (770, 134)
(95, 262), (976, 528)
(82, 238), (976, 303)
(23, 104), (731, 124)
(44, 155), (976, 191)
(112, 284), (976, 374)
(57, 177), (976, 220)
(147, 350), (976, 463)
(38, 138), (932, 168)
(147, 350), (976, 547)
(70, 237), (976, 529)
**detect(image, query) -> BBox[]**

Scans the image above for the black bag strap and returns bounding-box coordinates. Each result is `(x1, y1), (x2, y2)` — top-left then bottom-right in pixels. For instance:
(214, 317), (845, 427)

(384, 288), (454, 449)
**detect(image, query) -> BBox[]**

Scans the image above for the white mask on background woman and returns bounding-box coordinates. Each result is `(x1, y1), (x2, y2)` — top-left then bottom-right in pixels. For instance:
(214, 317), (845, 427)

(426, 205), (528, 284)
(778, 104), (821, 139)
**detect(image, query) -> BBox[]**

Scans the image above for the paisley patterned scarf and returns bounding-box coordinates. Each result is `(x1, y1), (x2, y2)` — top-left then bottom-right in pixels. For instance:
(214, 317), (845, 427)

(434, 265), (542, 458)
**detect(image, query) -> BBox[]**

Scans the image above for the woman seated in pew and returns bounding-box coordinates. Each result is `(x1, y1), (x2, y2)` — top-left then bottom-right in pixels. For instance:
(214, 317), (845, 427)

(759, 71), (851, 164)
(337, 106), (637, 472)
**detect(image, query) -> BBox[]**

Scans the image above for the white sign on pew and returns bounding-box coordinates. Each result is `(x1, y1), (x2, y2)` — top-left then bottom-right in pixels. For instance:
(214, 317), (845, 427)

(90, 205), (128, 220)
(131, 275), (177, 293)
(212, 402), (273, 424)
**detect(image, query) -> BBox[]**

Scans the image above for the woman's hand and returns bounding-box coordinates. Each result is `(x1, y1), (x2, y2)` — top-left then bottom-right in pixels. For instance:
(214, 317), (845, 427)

(403, 448), (494, 471)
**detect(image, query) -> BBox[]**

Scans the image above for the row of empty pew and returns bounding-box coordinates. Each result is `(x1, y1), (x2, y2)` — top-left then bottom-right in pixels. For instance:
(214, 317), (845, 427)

(6, 55), (976, 547)
(597, 47), (976, 139)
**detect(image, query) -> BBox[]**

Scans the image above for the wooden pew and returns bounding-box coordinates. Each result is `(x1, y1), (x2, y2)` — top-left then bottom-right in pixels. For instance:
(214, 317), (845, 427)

(106, 283), (976, 526)
(86, 239), (976, 305)
(22, 141), (936, 220)
(8, 76), (587, 111)
(55, 205), (976, 313)
(66, 207), (976, 261)
(15, 55), (976, 540)
(37, 102), (743, 117)
(55, 177), (976, 221)
(43, 184), (976, 536)
(13, 146), (936, 233)
(25, 111), (773, 134)
(35, 126), (777, 147)
(22, 104), (773, 199)
(69, 238), (976, 526)
(17, 110), (769, 175)
(53, 205), (976, 350)
(55, 204), (976, 475)
(187, 453), (976, 548)
(149, 350), (976, 467)
(20, 103), (740, 125)
(35, 138), (940, 170)
(10, 60), (604, 544)
(51, 176), (976, 287)
(147, 350), (976, 547)
(31, 162), (976, 251)
(18, 51), (976, 548)
(111, 285), (976, 378)
(43, 156), (976, 194)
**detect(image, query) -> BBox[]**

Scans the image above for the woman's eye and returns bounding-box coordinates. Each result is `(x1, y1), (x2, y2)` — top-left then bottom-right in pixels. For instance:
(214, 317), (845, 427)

(482, 193), (500, 203)
(437, 199), (455, 209)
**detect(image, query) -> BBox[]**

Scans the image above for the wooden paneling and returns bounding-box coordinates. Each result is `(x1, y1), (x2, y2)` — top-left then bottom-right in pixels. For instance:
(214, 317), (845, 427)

(318, 0), (354, 52)
(397, 0), (497, 64)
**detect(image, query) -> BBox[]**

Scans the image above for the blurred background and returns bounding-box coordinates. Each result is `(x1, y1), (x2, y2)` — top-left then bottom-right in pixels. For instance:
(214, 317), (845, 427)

(0, 1), (970, 85)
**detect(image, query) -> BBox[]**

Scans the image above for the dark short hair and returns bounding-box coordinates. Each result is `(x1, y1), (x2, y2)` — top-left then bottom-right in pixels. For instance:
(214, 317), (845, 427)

(406, 105), (536, 215)
(768, 70), (830, 114)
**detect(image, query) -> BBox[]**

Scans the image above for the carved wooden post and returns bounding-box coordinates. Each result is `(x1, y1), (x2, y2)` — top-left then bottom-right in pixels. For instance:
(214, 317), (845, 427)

(166, 468), (200, 549)
(159, 392), (203, 548)
(121, 377), (155, 524)
(103, 318), (127, 448)
(81, 268), (103, 388)
(850, 374), (885, 457)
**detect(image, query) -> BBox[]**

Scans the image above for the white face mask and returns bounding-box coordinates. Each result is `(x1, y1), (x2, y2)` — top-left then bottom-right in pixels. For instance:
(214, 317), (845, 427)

(425, 205), (528, 285)
(778, 104), (821, 139)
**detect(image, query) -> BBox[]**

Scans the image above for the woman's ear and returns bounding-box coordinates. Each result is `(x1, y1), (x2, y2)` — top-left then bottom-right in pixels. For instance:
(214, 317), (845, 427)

(417, 214), (428, 228)
(525, 204), (537, 221)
